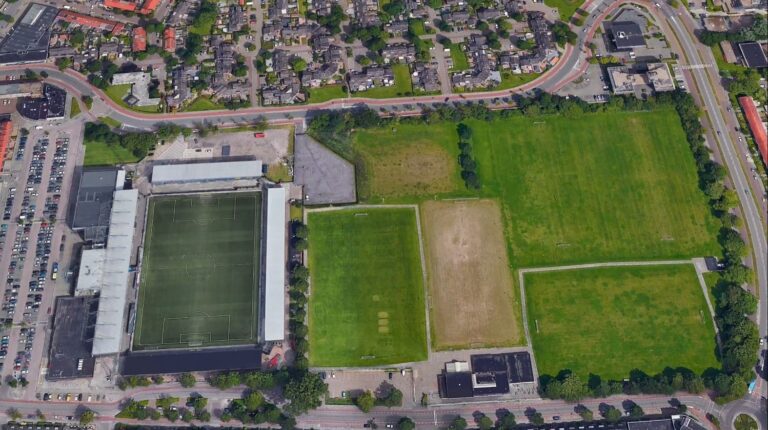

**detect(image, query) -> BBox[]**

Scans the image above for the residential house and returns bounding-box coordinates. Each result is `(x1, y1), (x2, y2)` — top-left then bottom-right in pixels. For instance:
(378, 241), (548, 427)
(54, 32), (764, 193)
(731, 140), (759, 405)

(348, 66), (394, 91)
(381, 43), (416, 63)
(411, 62), (440, 92)
(354, 0), (381, 27)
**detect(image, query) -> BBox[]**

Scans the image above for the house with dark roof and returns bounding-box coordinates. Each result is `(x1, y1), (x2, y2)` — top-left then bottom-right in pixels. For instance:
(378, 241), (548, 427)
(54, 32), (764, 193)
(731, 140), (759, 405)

(411, 62), (440, 92)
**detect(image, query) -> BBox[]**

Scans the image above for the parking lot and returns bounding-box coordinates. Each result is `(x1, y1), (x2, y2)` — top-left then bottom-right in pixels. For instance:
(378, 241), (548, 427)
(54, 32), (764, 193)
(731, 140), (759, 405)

(0, 118), (85, 398)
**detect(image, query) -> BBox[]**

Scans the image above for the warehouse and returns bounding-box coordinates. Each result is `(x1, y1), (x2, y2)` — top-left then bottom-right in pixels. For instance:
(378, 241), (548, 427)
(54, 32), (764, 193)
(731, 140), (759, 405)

(151, 160), (263, 184)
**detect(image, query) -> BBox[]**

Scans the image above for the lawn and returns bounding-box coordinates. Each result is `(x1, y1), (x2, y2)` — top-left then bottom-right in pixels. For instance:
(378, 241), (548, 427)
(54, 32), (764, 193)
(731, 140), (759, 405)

(469, 110), (721, 266)
(449, 45), (469, 71)
(497, 72), (540, 90)
(350, 110), (719, 265)
(408, 18), (426, 36)
(353, 64), (413, 99)
(69, 98), (81, 118)
(306, 85), (347, 104)
(104, 84), (160, 113)
(544, 0), (586, 21)
(525, 265), (719, 380)
(352, 122), (466, 201)
(98, 116), (122, 129)
(83, 141), (139, 166)
(134, 192), (261, 350)
(307, 207), (428, 366)
(183, 96), (225, 112)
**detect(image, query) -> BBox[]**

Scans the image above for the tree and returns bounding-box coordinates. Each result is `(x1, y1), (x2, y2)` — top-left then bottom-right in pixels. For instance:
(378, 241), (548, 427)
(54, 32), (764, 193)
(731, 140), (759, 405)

(560, 373), (588, 402)
(179, 372), (196, 387)
(382, 387), (403, 407)
(196, 410), (212, 422)
(151, 375), (164, 384)
(629, 404), (644, 418)
(164, 408), (180, 422)
(290, 57), (308, 73)
(56, 57), (73, 71)
(356, 390), (375, 413)
(397, 417), (415, 430)
(576, 405), (593, 421)
(181, 409), (195, 422)
(79, 409), (95, 424)
(476, 414), (494, 430)
(449, 416), (467, 430)
(498, 411), (516, 429)
(283, 371), (327, 415)
(528, 411), (545, 425)
(603, 406), (622, 422)
(245, 391), (264, 411)
(7, 408), (21, 420)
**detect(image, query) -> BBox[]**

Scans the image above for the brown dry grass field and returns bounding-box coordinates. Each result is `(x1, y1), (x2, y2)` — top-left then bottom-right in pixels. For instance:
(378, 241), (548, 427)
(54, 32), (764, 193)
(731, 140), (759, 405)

(422, 199), (522, 350)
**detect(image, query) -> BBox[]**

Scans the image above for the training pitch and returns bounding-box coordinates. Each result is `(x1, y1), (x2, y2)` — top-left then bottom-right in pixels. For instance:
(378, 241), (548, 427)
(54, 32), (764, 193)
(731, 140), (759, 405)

(525, 264), (719, 380)
(133, 192), (261, 350)
(307, 207), (428, 367)
(422, 199), (522, 350)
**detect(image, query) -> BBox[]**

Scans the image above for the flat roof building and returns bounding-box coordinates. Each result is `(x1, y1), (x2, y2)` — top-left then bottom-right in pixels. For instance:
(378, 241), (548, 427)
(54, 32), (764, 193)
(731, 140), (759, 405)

(151, 160), (263, 184)
(610, 21), (645, 50)
(0, 81), (43, 99)
(47, 296), (98, 380)
(18, 83), (66, 120)
(72, 168), (119, 245)
(738, 96), (768, 165)
(263, 186), (286, 342)
(0, 3), (58, 64)
(739, 42), (768, 69)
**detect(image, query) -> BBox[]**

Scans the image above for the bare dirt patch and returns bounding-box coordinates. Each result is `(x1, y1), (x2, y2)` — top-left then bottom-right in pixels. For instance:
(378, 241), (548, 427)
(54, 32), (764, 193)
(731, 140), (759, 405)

(422, 199), (522, 350)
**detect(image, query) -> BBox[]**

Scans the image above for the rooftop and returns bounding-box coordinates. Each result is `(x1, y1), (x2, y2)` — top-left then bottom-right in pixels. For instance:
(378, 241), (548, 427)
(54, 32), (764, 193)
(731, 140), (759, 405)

(72, 168), (118, 244)
(263, 186), (286, 342)
(47, 296), (97, 380)
(0, 3), (57, 64)
(739, 42), (768, 68)
(610, 21), (645, 50)
(151, 160), (263, 184)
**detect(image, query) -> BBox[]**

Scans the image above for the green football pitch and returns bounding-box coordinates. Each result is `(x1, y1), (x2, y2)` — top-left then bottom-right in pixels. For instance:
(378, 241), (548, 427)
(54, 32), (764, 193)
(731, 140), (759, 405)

(133, 192), (262, 350)
(307, 208), (428, 367)
(525, 265), (719, 380)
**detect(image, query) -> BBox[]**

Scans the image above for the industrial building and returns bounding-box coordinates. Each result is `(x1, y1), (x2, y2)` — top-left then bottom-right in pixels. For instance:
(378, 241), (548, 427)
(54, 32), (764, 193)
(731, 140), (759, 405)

(263, 186), (287, 342)
(0, 3), (58, 64)
(738, 42), (768, 69)
(151, 160), (263, 184)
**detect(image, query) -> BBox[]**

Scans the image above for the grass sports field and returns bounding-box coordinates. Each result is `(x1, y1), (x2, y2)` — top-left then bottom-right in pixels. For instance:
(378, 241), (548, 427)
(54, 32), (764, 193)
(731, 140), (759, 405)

(133, 192), (261, 350)
(352, 110), (719, 266)
(422, 200), (522, 350)
(307, 208), (428, 366)
(525, 265), (719, 380)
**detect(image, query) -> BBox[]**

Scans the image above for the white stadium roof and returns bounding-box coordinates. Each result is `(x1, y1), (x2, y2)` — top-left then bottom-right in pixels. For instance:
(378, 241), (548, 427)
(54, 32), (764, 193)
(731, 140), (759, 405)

(263, 187), (286, 342)
(73, 189), (138, 356)
(151, 160), (263, 184)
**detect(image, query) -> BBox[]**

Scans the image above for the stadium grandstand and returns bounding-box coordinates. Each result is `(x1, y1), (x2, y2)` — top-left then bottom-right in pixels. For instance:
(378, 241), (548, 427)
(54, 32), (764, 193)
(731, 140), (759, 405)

(151, 160), (263, 185)
(74, 188), (139, 356)
(263, 186), (286, 342)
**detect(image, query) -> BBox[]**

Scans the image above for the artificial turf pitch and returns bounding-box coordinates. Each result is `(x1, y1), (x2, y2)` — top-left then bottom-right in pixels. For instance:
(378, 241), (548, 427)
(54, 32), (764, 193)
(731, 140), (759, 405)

(133, 192), (261, 350)
(307, 208), (428, 367)
(525, 265), (719, 380)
